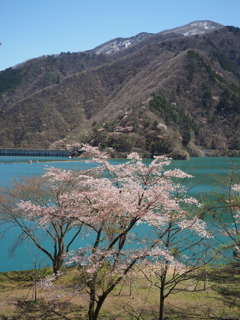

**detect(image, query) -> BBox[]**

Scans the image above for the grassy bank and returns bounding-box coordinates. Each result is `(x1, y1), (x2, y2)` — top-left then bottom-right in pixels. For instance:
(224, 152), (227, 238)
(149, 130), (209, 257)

(0, 265), (239, 320)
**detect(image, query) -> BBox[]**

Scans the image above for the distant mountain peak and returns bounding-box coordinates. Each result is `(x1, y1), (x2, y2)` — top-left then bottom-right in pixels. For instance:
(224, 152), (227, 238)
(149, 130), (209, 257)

(161, 20), (224, 36)
(92, 20), (223, 56)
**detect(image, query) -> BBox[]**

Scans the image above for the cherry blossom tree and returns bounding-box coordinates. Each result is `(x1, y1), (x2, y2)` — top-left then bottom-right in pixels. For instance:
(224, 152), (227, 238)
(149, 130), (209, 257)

(0, 169), (84, 275)
(211, 170), (240, 266)
(223, 183), (240, 262)
(0, 145), (212, 320)
(139, 206), (213, 320)
(58, 145), (211, 320)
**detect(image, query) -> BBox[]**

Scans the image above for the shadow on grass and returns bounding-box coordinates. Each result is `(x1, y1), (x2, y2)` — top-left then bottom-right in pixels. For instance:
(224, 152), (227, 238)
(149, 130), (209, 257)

(207, 268), (240, 310)
(188, 268), (240, 319)
(212, 282), (240, 315)
(165, 305), (240, 320)
(0, 299), (84, 320)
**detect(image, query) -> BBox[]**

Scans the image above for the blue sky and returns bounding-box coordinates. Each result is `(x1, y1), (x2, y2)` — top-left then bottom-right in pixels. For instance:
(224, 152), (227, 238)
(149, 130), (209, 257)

(1, 0), (240, 71)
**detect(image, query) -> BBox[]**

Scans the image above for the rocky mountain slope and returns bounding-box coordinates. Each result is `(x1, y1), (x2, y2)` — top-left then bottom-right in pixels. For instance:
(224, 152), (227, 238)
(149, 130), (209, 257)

(0, 20), (239, 158)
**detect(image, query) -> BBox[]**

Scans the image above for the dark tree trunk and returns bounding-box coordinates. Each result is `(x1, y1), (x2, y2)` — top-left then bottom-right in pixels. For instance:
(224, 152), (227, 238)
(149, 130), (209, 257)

(88, 281), (96, 320)
(159, 264), (167, 320)
(53, 258), (63, 276)
(90, 295), (107, 320)
(159, 290), (165, 320)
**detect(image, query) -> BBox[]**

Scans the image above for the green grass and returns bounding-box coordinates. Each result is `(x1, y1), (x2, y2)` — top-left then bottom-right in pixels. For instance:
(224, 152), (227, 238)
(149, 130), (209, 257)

(0, 266), (239, 320)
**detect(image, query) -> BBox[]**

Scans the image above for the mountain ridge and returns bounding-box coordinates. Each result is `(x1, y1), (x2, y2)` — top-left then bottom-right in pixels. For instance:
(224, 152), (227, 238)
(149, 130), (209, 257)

(0, 21), (239, 158)
(91, 20), (223, 56)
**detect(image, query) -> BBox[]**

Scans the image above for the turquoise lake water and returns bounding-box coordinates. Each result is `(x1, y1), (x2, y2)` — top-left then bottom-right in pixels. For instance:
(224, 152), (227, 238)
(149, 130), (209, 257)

(0, 156), (239, 272)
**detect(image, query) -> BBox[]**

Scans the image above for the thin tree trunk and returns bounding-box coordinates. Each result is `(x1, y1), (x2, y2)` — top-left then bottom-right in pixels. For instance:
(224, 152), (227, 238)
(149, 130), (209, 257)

(159, 265), (167, 320)
(34, 260), (37, 302)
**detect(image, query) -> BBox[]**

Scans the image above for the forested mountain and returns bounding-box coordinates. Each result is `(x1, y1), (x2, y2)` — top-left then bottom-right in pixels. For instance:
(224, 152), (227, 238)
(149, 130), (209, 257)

(0, 20), (239, 158)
